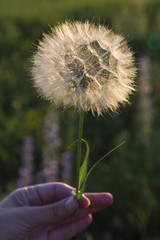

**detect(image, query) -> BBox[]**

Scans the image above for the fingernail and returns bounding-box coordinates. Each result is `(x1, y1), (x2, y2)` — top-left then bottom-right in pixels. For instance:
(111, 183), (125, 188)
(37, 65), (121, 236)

(65, 197), (79, 213)
(80, 195), (91, 208)
(107, 193), (114, 205)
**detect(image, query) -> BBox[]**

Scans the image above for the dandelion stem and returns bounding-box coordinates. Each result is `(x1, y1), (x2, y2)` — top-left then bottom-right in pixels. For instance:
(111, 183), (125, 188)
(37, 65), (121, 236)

(76, 109), (84, 197)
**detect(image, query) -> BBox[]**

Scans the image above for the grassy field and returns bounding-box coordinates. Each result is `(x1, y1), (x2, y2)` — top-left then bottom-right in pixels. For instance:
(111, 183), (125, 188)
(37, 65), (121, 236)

(1, 0), (160, 47)
(1, 0), (160, 239)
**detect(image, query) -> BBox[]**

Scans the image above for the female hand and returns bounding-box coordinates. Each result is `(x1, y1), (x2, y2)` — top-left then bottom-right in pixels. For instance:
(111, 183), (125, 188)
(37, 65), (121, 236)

(0, 182), (113, 240)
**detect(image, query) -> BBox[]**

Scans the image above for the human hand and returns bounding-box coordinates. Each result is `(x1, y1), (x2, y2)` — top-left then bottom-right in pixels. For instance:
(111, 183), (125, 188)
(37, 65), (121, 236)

(0, 182), (113, 240)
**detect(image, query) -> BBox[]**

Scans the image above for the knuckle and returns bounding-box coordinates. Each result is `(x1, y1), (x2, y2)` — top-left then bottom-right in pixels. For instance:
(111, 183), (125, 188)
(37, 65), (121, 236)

(49, 204), (61, 221)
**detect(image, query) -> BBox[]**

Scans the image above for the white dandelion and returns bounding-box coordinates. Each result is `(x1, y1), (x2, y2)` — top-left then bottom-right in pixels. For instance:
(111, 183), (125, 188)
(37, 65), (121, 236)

(32, 21), (136, 115)
(32, 21), (137, 200)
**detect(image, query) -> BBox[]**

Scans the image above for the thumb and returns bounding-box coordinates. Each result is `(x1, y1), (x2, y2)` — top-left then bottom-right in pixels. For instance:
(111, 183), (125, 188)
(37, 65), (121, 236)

(24, 196), (79, 227)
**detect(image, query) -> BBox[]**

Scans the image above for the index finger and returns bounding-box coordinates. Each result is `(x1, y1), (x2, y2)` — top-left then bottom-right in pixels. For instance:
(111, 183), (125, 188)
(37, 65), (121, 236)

(36, 182), (74, 204)
(14, 182), (74, 206)
(84, 192), (113, 208)
(16, 182), (90, 207)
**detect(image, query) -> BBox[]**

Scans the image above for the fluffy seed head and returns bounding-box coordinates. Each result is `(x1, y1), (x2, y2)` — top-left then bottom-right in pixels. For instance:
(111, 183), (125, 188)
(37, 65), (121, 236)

(32, 21), (136, 115)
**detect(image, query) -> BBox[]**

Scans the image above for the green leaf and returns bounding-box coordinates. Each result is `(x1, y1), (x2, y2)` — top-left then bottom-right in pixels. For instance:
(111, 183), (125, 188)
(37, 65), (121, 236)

(78, 139), (90, 189)
(67, 138), (90, 201)
(78, 141), (125, 198)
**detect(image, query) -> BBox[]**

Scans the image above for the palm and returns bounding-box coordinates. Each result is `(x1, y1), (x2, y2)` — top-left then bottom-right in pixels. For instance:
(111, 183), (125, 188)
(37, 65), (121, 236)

(0, 183), (113, 240)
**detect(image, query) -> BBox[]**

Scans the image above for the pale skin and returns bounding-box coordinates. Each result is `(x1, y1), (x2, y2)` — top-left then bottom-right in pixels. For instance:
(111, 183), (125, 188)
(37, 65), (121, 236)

(0, 182), (113, 240)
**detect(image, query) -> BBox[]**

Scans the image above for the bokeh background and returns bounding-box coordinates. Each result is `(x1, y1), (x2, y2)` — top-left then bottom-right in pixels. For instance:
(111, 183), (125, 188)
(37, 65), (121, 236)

(0, 0), (160, 239)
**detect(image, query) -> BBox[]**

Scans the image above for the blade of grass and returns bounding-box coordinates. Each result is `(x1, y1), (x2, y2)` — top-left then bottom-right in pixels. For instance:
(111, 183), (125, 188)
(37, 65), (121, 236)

(76, 109), (84, 196)
(78, 141), (125, 198)
(79, 139), (90, 189)
(68, 138), (90, 198)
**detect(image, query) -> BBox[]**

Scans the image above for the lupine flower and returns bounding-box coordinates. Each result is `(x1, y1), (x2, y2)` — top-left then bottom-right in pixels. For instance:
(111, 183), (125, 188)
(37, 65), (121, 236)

(61, 152), (73, 184)
(37, 111), (60, 183)
(32, 21), (136, 115)
(17, 136), (34, 187)
(138, 56), (153, 143)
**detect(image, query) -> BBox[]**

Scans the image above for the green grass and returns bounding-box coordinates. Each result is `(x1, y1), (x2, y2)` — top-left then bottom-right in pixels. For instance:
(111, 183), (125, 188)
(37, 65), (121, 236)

(0, 0), (159, 39)
(0, 0), (151, 22)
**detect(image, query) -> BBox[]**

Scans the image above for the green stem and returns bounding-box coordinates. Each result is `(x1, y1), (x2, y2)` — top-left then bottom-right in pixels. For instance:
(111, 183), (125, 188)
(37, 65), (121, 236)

(76, 109), (84, 197)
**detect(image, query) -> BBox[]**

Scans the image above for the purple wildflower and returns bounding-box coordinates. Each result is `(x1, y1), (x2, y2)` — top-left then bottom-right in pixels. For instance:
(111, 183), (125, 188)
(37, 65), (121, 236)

(37, 111), (60, 183)
(17, 136), (34, 187)
(138, 56), (153, 143)
(61, 151), (73, 184)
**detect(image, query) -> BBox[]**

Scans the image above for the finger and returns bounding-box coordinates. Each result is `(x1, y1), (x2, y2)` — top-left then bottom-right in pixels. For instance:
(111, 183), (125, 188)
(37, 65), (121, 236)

(17, 183), (90, 207)
(57, 203), (112, 224)
(24, 196), (80, 226)
(23, 182), (74, 206)
(84, 192), (113, 208)
(48, 214), (93, 240)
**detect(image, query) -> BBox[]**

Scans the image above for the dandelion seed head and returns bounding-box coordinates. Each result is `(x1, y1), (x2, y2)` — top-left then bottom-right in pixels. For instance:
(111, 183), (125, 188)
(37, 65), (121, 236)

(32, 21), (136, 115)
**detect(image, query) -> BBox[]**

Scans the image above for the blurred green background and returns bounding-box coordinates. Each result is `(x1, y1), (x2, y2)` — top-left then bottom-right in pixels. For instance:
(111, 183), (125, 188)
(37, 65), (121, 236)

(0, 0), (160, 239)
